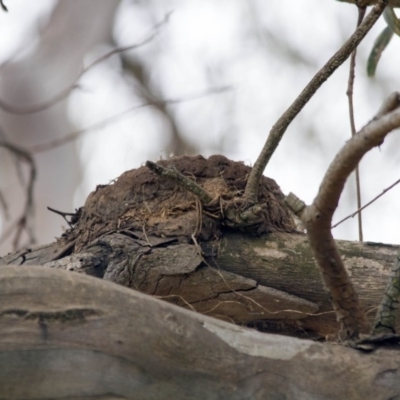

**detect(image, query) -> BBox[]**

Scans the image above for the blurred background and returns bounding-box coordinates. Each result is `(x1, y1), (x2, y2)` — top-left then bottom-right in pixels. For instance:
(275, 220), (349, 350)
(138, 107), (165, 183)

(0, 0), (399, 254)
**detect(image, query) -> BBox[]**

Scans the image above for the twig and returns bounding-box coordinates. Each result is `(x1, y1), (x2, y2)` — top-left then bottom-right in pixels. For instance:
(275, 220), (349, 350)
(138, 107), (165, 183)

(0, 14), (171, 115)
(47, 206), (76, 228)
(286, 92), (400, 341)
(337, 0), (399, 7)
(0, 0), (7, 12)
(145, 161), (213, 205)
(0, 141), (36, 249)
(29, 87), (231, 154)
(0, 190), (9, 220)
(244, 1), (388, 203)
(332, 177), (400, 229)
(346, 5), (366, 242)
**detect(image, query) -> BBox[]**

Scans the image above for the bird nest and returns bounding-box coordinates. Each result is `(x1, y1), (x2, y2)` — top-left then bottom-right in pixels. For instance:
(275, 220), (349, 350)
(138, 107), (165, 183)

(61, 154), (295, 252)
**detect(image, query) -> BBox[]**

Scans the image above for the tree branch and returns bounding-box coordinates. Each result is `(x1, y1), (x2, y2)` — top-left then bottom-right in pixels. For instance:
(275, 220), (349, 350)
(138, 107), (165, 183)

(346, 5), (366, 241)
(0, 14), (171, 115)
(338, 0), (400, 7)
(0, 0), (7, 12)
(28, 87), (230, 154)
(244, 1), (387, 203)
(287, 92), (400, 340)
(0, 141), (36, 250)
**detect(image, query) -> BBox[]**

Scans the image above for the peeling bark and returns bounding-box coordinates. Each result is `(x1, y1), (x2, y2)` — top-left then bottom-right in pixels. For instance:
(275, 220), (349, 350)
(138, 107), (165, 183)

(1, 231), (399, 338)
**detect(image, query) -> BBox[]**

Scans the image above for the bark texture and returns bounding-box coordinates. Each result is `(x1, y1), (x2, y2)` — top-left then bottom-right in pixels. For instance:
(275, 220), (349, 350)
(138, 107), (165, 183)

(1, 265), (400, 400)
(1, 227), (399, 338)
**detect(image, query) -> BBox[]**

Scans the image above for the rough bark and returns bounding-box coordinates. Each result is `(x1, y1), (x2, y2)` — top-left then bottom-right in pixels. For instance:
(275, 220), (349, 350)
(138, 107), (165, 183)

(1, 265), (400, 400)
(1, 230), (398, 339)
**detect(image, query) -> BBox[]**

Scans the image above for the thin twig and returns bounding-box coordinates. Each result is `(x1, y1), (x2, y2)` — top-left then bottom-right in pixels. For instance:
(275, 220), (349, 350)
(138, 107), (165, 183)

(29, 87), (231, 154)
(347, 5), (366, 242)
(244, 1), (388, 203)
(47, 206), (75, 228)
(332, 177), (400, 229)
(146, 161), (213, 205)
(0, 14), (172, 115)
(0, 0), (7, 12)
(0, 141), (36, 249)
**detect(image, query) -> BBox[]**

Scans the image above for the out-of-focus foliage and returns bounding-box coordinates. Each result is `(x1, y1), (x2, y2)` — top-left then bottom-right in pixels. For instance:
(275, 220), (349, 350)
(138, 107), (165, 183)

(368, 7), (400, 76)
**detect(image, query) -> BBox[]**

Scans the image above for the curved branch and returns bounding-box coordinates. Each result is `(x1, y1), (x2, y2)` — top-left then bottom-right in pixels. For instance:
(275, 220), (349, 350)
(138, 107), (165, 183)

(0, 0), (7, 12)
(0, 141), (36, 250)
(338, 0), (400, 7)
(288, 92), (400, 340)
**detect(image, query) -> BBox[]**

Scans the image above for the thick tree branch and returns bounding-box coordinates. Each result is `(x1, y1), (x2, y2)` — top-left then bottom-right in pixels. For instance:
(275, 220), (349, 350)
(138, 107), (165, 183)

(1, 265), (400, 399)
(287, 92), (400, 340)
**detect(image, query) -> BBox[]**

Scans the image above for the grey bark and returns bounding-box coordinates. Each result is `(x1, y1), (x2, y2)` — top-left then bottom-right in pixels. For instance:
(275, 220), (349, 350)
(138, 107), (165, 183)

(0, 264), (400, 400)
(1, 231), (398, 337)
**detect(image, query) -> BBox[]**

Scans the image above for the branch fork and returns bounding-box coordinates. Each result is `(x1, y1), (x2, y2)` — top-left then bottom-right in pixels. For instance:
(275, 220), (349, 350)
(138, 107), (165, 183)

(286, 92), (400, 341)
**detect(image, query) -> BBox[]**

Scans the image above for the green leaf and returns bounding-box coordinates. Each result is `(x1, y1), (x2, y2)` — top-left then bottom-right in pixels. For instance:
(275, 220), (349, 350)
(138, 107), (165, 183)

(367, 26), (394, 77)
(384, 6), (400, 36)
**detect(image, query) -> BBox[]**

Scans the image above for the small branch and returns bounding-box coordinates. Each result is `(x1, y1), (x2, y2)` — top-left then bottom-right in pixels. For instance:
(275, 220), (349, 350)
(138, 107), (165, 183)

(337, 0), (400, 6)
(0, 141), (36, 250)
(145, 161), (213, 205)
(29, 87), (231, 154)
(47, 207), (76, 228)
(347, 5), (366, 241)
(0, 0), (7, 12)
(244, 1), (387, 203)
(287, 92), (400, 340)
(332, 177), (400, 229)
(0, 14), (171, 115)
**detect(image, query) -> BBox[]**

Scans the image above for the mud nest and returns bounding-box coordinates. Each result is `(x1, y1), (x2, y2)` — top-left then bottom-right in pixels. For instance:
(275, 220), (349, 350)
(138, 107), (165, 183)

(62, 155), (295, 251)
